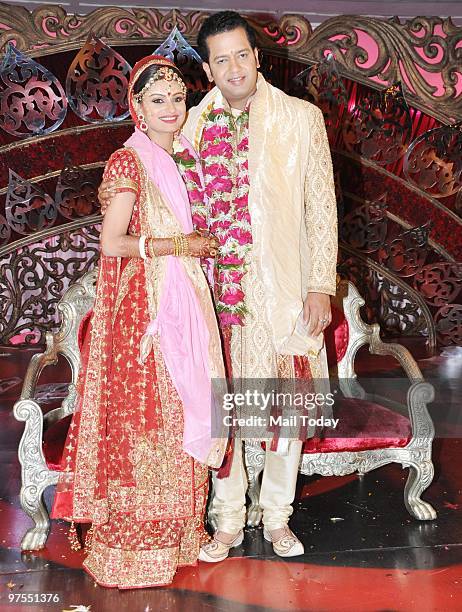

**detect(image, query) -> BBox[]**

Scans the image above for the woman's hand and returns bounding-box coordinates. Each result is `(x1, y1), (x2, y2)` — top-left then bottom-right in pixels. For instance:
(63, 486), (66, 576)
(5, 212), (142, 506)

(186, 231), (219, 258)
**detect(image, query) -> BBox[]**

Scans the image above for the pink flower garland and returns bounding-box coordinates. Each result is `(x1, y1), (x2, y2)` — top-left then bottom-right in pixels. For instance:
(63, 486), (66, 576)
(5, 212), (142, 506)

(172, 140), (208, 233)
(199, 107), (252, 326)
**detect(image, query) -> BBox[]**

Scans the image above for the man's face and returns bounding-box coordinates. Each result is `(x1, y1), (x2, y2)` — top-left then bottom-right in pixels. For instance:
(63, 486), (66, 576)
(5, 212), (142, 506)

(202, 27), (260, 109)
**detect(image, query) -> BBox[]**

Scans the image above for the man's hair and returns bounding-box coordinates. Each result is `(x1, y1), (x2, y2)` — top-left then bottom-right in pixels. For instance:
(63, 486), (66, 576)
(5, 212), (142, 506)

(197, 11), (258, 63)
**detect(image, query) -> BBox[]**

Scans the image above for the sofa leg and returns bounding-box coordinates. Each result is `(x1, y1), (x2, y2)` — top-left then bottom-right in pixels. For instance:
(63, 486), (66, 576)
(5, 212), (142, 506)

(14, 400), (58, 550)
(404, 460), (437, 520)
(245, 442), (265, 527)
(20, 485), (53, 551)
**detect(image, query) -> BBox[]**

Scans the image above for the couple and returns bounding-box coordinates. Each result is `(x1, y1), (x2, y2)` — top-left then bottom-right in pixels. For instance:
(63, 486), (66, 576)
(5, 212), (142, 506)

(52, 11), (338, 589)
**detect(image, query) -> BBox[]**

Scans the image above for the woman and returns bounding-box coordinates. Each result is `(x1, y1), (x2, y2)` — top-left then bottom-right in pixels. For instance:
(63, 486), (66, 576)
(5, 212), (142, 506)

(51, 55), (227, 589)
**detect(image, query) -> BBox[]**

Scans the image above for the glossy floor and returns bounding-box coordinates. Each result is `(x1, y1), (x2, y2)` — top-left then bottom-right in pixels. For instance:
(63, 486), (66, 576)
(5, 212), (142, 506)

(0, 343), (461, 611)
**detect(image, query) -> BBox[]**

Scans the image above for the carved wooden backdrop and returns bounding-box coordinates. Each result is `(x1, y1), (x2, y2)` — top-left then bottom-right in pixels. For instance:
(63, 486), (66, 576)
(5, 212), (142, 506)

(0, 6), (461, 351)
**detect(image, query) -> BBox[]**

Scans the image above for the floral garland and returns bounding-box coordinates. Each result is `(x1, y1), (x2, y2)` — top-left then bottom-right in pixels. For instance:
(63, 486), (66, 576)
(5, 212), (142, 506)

(199, 106), (252, 326)
(171, 138), (208, 233)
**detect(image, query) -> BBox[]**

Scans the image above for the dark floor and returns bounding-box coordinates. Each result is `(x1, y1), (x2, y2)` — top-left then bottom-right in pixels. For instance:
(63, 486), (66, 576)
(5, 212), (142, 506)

(0, 342), (461, 611)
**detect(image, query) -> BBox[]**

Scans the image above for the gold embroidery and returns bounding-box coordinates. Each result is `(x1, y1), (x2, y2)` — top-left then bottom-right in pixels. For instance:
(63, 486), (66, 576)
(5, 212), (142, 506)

(111, 177), (139, 192)
(83, 539), (179, 589)
(58, 142), (219, 589)
(111, 258), (141, 325)
(277, 354), (295, 379)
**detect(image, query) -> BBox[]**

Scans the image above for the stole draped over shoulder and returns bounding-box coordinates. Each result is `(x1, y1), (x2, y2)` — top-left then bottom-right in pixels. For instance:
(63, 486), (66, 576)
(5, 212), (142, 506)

(184, 74), (338, 351)
(182, 74), (339, 452)
(51, 129), (227, 589)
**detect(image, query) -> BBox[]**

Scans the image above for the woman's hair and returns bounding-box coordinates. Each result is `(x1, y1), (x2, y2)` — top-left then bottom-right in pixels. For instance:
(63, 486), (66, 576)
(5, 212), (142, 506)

(197, 11), (257, 63)
(132, 63), (185, 96)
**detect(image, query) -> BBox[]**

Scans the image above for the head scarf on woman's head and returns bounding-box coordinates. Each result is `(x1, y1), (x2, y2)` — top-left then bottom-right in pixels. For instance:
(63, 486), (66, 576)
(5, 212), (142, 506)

(128, 55), (187, 130)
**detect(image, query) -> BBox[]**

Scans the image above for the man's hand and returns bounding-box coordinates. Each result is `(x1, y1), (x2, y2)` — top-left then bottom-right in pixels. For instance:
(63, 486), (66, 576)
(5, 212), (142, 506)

(98, 180), (118, 214)
(303, 292), (332, 337)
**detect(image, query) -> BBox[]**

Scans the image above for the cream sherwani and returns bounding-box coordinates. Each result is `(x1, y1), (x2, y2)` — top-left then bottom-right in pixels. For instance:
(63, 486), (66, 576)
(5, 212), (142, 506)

(183, 74), (338, 531)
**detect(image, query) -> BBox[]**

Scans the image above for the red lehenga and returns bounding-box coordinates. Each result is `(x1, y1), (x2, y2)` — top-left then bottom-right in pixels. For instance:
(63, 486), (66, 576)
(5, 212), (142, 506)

(51, 147), (224, 589)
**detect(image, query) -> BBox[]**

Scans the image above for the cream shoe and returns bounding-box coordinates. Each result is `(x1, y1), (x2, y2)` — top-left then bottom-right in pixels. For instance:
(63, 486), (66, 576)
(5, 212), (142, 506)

(198, 530), (244, 563)
(263, 526), (304, 557)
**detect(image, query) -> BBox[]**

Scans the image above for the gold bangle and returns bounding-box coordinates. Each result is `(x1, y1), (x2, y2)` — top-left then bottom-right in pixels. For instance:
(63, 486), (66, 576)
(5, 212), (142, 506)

(180, 233), (190, 257)
(173, 234), (182, 257)
(172, 233), (189, 257)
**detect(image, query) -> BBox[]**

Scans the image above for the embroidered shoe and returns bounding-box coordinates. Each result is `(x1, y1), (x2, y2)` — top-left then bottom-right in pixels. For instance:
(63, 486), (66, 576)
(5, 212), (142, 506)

(263, 526), (304, 557)
(198, 530), (244, 563)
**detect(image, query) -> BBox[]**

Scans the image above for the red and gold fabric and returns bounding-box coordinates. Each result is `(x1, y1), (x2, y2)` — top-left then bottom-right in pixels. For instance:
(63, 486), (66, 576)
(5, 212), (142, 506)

(51, 147), (214, 589)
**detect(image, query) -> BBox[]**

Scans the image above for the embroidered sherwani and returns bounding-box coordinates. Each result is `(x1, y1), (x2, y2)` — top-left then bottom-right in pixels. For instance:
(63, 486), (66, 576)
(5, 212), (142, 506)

(183, 74), (338, 531)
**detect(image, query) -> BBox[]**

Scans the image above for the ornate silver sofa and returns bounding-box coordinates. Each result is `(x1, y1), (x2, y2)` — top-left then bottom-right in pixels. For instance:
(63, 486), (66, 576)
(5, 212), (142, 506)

(225, 280), (437, 530)
(13, 270), (97, 551)
(13, 271), (436, 551)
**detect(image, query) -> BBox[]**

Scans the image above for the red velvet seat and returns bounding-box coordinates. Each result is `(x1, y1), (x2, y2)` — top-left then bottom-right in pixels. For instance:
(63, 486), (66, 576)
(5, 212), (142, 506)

(43, 415), (72, 471)
(303, 305), (411, 453)
(325, 303), (349, 366)
(42, 308), (93, 471)
(302, 397), (411, 454)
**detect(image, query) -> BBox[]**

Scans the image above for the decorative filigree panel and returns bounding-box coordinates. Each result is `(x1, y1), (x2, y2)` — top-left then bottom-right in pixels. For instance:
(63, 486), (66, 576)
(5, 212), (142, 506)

(153, 24), (208, 96)
(0, 224), (100, 345)
(414, 263), (462, 307)
(5, 170), (57, 235)
(339, 196), (462, 348)
(260, 14), (313, 50)
(377, 223), (431, 278)
(340, 198), (388, 252)
(154, 25), (202, 65)
(292, 55), (348, 144)
(55, 156), (101, 219)
(403, 124), (462, 198)
(434, 305), (462, 346)
(0, 8), (460, 123)
(0, 44), (67, 137)
(0, 213), (11, 247)
(342, 83), (412, 165)
(337, 253), (429, 339)
(66, 36), (131, 123)
(2, 163), (103, 238)
(0, 7), (207, 55)
(378, 276), (427, 336)
(306, 16), (462, 124)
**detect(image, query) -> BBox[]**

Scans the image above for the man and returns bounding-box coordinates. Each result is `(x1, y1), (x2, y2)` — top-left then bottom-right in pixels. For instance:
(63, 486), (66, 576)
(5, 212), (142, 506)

(100, 11), (337, 560)
(188, 12), (337, 561)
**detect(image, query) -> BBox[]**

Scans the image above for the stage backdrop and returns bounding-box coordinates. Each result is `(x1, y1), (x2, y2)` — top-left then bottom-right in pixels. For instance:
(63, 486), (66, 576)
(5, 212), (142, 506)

(0, 6), (461, 353)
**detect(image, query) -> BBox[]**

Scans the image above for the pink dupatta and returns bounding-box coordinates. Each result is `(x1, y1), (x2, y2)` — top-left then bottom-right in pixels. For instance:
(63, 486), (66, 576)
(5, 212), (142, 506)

(125, 127), (216, 465)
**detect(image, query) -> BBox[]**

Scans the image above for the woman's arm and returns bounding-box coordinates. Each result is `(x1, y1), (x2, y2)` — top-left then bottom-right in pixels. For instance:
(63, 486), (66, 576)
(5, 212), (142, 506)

(100, 190), (218, 259)
(100, 190), (141, 257)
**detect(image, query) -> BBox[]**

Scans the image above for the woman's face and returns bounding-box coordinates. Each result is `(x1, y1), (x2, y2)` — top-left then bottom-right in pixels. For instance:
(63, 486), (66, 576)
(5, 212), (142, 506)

(136, 77), (186, 137)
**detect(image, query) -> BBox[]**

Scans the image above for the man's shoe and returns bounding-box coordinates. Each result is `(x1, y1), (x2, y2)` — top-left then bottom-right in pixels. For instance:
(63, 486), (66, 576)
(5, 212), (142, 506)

(263, 526), (304, 557)
(198, 530), (244, 563)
